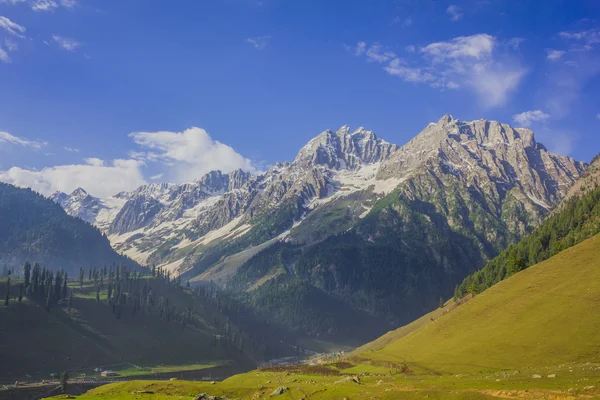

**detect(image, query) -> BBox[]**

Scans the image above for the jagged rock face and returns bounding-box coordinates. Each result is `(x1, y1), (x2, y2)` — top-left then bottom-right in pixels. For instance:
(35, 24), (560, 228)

(109, 195), (163, 235)
(379, 115), (584, 213)
(294, 126), (398, 170)
(561, 155), (600, 202)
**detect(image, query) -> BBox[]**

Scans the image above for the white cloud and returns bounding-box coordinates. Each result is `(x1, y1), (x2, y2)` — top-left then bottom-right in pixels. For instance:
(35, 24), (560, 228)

(52, 35), (82, 51)
(84, 157), (104, 167)
(0, 46), (10, 63)
(0, 16), (26, 38)
(422, 34), (526, 107)
(0, 131), (46, 149)
(0, 0), (26, 4)
(365, 43), (396, 63)
(63, 146), (79, 153)
(559, 29), (600, 51)
(546, 49), (565, 61)
(421, 34), (494, 61)
(245, 36), (271, 50)
(513, 110), (550, 127)
(596, 113), (600, 120)
(150, 173), (163, 180)
(129, 127), (257, 182)
(384, 58), (434, 83)
(354, 34), (525, 108)
(0, 159), (146, 198)
(32, 0), (58, 11)
(446, 5), (463, 21)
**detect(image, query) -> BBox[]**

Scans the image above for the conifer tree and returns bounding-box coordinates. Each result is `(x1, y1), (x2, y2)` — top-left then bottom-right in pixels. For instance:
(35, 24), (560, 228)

(60, 371), (69, 393)
(79, 267), (84, 289)
(45, 286), (52, 311)
(24, 262), (31, 288)
(62, 272), (68, 300)
(4, 277), (9, 307)
(18, 284), (23, 303)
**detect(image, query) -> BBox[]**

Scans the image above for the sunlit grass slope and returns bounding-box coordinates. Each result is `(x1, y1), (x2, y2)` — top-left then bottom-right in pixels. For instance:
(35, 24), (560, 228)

(352, 234), (600, 374)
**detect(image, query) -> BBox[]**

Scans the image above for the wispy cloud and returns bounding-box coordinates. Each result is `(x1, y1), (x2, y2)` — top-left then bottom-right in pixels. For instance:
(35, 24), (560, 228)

(0, 16), (26, 38)
(63, 146), (79, 153)
(0, 46), (10, 63)
(0, 159), (146, 198)
(60, 0), (77, 8)
(546, 49), (565, 61)
(345, 41), (367, 56)
(351, 34), (525, 108)
(245, 36), (271, 50)
(32, 0), (58, 11)
(0, 0), (26, 4)
(513, 110), (550, 127)
(446, 5), (463, 22)
(541, 28), (600, 118)
(52, 35), (82, 51)
(365, 43), (396, 63)
(0, 131), (47, 149)
(559, 29), (600, 51)
(150, 173), (163, 180)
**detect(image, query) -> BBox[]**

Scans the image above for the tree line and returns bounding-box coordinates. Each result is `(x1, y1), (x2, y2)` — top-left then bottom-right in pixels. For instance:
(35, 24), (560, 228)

(455, 184), (600, 299)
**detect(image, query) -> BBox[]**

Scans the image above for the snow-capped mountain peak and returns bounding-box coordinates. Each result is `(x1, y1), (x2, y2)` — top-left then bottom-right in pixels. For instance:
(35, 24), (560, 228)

(51, 116), (586, 279)
(294, 125), (397, 170)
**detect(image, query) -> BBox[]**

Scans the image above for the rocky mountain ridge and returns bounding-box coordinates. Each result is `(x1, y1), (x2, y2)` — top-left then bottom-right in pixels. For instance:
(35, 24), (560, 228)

(50, 115), (587, 339)
(51, 115), (585, 276)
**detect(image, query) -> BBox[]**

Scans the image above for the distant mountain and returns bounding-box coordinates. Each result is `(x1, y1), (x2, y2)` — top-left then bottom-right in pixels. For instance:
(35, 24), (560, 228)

(50, 115), (587, 340)
(0, 183), (138, 274)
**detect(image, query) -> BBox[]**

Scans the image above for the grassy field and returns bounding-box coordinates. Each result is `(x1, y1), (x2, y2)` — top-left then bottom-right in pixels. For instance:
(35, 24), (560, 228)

(351, 233), (600, 374)
(44, 361), (600, 399)
(113, 363), (222, 378)
(45, 233), (600, 399)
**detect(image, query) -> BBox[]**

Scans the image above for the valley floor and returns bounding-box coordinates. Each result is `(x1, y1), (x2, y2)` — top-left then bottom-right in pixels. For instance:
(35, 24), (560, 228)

(42, 361), (600, 399)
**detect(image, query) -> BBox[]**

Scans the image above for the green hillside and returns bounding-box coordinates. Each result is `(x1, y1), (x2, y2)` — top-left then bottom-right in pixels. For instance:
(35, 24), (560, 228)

(352, 233), (600, 374)
(0, 183), (138, 275)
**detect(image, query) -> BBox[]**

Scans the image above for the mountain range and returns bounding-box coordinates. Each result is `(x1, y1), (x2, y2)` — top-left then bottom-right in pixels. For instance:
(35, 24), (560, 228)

(50, 114), (586, 339)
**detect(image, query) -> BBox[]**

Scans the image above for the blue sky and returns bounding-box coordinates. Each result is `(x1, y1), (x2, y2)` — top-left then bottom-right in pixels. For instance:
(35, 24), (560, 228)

(0, 0), (599, 197)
